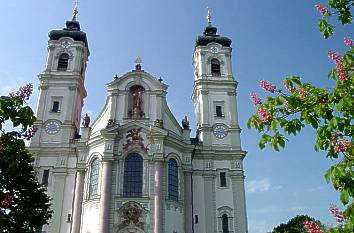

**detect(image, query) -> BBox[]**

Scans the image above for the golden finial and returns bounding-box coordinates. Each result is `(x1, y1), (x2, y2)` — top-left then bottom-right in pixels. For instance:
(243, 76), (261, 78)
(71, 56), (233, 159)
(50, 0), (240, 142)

(206, 6), (212, 24)
(72, 0), (79, 21)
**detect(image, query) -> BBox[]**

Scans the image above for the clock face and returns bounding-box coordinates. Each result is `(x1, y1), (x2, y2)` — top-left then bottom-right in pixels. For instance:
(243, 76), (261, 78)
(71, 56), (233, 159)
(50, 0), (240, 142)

(213, 125), (228, 139)
(61, 40), (71, 49)
(45, 120), (61, 135)
(210, 46), (219, 54)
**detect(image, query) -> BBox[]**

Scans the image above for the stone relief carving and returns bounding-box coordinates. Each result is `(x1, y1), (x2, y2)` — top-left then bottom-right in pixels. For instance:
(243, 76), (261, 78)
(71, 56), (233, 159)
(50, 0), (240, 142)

(106, 119), (117, 128)
(117, 202), (146, 231)
(123, 128), (147, 152)
(153, 119), (163, 128)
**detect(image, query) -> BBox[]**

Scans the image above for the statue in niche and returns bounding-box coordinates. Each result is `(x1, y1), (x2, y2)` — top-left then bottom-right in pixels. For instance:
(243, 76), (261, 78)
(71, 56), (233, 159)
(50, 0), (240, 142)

(128, 85), (145, 119)
(181, 115), (190, 130)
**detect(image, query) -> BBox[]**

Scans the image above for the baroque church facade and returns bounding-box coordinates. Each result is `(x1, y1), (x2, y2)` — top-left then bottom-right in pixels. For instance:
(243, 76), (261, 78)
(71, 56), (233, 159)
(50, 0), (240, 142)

(29, 10), (248, 233)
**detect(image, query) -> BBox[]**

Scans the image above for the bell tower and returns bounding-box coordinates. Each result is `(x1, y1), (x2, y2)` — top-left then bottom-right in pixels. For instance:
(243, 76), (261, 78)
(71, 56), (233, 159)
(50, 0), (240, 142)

(30, 8), (89, 147)
(29, 7), (89, 233)
(191, 10), (248, 233)
(192, 10), (241, 148)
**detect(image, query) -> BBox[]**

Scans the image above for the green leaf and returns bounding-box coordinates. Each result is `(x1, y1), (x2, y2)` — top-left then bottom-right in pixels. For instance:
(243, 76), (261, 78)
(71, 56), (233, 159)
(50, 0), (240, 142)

(340, 190), (350, 205)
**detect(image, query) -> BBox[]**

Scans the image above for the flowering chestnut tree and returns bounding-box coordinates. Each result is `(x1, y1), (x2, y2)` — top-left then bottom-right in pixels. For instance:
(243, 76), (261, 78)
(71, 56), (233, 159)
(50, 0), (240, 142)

(247, 1), (353, 232)
(0, 84), (51, 233)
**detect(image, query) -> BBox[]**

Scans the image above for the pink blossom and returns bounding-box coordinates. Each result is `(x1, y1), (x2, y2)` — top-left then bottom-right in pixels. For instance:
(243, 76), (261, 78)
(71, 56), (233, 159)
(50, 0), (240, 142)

(332, 139), (351, 153)
(283, 82), (295, 93)
(328, 50), (350, 81)
(250, 92), (262, 105)
(344, 37), (354, 48)
(299, 87), (308, 98)
(257, 107), (272, 123)
(329, 204), (346, 223)
(8, 84), (33, 101)
(0, 195), (14, 208)
(259, 80), (276, 93)
(304, 220), (324, 233)
(315, 4), (328, 15)
(23, 127), (37, 140)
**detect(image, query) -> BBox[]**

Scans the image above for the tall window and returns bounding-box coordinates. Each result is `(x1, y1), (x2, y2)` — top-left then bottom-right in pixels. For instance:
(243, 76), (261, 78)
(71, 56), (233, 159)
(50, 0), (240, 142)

(52, 101), (60, 112)
(222, 214), (229, 233)
(58, 53), (69, 71)
(220, 172), (227, 187)
(168, 158), (178, 201)
(88, 158), (99, 199)
(41, 169), (50, 186)
(216, 105), (223, 117)
(211, 58), (221, 75)
(123, 153), (143, 197)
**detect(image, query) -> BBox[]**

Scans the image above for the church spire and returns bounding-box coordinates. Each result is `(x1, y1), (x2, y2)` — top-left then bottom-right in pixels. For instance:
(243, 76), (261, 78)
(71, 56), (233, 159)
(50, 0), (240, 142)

(206, 7), (212, 25)
(72, 0), (79, 21)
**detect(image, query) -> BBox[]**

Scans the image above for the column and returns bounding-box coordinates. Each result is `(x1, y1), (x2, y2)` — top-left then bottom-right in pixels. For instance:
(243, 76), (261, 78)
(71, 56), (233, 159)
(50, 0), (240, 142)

(154, 161), (163, 233)
(231, 174), (248, 233)
(71, 170), (85, 233)
(184, 171), (193, 233)
(98, 161), (113, 233)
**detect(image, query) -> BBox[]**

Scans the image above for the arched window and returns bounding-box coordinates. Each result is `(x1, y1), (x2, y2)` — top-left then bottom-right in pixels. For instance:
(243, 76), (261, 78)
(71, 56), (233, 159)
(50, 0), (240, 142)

(58, 53), (69, 71)
(222, 214), (229, 233)
(123, 153), (143, 197)
(211, 58), (221, 75)
(168, 158), (178, 201)
(88, 158), (99, 199)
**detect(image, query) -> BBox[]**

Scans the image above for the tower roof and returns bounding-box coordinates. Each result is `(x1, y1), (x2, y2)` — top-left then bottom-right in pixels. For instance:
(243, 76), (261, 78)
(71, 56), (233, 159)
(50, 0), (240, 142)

(195, 9), (232, 47)
(48, 8), (88, 47)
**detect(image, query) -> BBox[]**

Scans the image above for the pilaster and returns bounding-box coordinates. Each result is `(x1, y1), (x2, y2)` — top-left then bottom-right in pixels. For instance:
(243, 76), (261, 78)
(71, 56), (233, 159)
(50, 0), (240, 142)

(203, 172), (217, 233)
(231, 173), (248, 233)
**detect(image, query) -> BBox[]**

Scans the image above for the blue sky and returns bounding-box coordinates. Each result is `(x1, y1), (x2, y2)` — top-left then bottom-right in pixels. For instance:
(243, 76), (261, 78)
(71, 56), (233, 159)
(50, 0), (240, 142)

(0, 1), (351, 232)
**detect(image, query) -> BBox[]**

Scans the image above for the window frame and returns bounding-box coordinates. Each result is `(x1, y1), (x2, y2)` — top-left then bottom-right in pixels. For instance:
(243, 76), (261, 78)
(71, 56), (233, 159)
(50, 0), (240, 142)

(88, 158), (100, 200)
(123, 153), (143, 197)
(222, 214), (229, 233)
(41, 169), (50, 186)
(168, 158), (179, 201)
(57, 53), (70, 71)
(211, 58), (221, 76)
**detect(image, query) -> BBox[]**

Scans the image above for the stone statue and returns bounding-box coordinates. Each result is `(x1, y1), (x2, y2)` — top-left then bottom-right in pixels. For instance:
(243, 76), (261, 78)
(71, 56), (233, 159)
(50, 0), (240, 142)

(182, 115), (190, 129)
(129, 86), (145, 119)
(82, 113), (90, 128)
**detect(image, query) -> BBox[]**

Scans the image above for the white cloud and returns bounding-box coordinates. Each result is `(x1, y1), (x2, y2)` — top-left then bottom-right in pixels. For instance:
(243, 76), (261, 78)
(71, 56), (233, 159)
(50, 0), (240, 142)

(246, 178), (282, 193)
(306, 186), (324, 192)
(246, 178), (271, 193)
(248, 220), (273, 233)
(250, 206), (304, 214)
(271, 185), (283, 191)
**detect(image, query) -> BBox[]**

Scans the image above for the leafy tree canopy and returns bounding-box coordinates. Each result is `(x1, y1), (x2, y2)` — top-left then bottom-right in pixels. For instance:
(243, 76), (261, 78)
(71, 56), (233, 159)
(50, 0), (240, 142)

(272, 215), (324, 233)
(0, 84), (51, 233)
(248, 0), (353, 232)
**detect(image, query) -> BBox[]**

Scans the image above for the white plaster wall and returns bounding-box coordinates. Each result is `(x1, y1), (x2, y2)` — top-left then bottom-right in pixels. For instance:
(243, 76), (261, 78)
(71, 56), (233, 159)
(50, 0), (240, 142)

(214, 160), (231, 169)
(81, 203), (100, 233)
(165, 209), (184, 233)
(90, 97), (112, 136)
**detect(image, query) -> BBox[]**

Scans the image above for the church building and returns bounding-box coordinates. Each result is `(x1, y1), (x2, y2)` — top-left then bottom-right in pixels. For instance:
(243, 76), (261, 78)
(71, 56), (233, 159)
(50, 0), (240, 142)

(29, 8), (248, 233)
